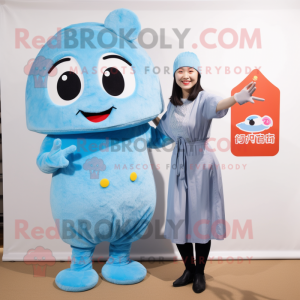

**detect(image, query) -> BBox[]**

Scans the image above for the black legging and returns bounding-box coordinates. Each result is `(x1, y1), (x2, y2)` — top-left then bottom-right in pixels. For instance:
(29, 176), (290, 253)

(176, 240), (211, 275)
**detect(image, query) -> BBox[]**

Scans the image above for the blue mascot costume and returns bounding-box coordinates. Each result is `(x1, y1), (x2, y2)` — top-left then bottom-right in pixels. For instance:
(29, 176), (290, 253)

(25, 8), (173, 292)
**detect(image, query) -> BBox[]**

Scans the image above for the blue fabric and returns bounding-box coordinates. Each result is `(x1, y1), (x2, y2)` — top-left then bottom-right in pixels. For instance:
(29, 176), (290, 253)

(156, 91), (229, 244)
(202, 92), (228, 119)
(173, 51), (201, 75)
(26, 8), (171, 292)
(104, 9), (141, 41)
(55, 246), (98, 292)
(55, 269), (99, 292)
(26, 14), (164, 135)
(102, 261), (147, 285)
(145, 123), (174, 149)
(176, 137), (188, 189)
(102, 242), (147, 284)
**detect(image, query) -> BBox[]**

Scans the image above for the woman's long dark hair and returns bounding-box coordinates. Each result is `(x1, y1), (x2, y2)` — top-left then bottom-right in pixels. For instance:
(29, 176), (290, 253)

(169, 71), (204, 106)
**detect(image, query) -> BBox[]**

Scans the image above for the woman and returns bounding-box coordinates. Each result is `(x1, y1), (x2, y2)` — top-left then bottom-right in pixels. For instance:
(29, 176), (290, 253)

(152, 51), (260, 294)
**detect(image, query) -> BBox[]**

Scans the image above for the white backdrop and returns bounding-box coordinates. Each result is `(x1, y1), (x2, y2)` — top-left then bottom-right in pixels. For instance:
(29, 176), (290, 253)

(1, 0), (300, 261)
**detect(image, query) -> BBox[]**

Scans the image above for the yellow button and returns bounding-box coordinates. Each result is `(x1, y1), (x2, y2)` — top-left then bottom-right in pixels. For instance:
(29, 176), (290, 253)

(100, 178), (109, 188)
(253, 76), (258, 81)
(130, 172), (137, 182)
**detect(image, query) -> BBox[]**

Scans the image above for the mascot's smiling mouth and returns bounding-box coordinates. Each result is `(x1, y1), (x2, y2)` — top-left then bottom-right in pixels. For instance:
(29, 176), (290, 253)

(77, 106), (116, 123)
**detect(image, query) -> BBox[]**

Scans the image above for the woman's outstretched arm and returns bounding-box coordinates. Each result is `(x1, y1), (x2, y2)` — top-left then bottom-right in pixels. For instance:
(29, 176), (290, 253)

(216, 96), (236, 112)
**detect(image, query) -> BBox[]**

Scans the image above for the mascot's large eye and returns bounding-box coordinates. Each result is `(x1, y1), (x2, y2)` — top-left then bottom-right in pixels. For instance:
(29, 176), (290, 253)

(98, 52), (135, 98)
(47, 56), (84, 106)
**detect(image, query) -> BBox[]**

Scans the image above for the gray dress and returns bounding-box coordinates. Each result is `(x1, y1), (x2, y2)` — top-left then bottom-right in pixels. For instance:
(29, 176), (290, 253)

(157, 90), (229, 244)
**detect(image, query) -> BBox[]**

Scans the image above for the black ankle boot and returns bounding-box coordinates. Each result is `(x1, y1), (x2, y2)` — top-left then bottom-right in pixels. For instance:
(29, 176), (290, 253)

(192, 273), (206, 293)
(173, 269), (195, 287)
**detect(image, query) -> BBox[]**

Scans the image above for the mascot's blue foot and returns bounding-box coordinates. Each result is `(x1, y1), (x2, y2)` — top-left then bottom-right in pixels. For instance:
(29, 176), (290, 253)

(55, 268), (99, 292)
(55, 246), (98, 292)
(102, 260), (146, 285)
(102, 242), (147, 285)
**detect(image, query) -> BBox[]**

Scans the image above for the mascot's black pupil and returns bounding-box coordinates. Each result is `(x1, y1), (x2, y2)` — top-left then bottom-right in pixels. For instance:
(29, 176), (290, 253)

(249, 119), (255, 126)
(57, 71), (81, 101)
(102, 67), (125, 96)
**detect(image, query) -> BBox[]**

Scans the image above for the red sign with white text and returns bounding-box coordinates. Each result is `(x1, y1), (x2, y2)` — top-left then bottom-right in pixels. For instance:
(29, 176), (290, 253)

(231, 69), (280, 156)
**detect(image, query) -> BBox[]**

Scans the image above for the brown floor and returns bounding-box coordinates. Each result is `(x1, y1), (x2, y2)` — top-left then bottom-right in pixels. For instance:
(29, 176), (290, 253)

(1, 247), (299, 300)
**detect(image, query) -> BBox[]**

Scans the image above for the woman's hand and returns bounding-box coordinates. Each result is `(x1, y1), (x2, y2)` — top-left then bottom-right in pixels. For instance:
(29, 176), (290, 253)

(152, 117), (161, 126)
(234, 82), (265, 105)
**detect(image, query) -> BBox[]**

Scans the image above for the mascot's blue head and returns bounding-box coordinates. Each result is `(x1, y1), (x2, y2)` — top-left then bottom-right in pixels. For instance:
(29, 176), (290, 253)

(25, 8), (164, 134)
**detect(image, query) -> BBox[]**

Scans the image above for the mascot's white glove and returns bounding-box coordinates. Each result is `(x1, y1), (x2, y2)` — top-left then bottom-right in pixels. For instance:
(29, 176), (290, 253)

(234, 82), (257, 105)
